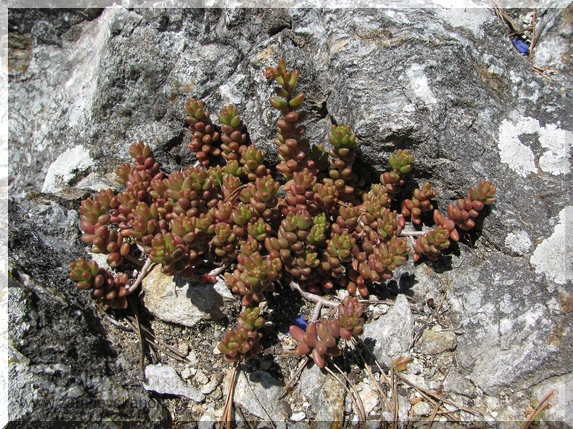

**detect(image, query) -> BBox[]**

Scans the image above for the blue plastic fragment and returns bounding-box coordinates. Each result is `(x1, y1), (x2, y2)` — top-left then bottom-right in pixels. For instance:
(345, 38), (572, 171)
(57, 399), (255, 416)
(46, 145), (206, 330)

(291, 314), (308, 332)
(512, 38), (530, 54)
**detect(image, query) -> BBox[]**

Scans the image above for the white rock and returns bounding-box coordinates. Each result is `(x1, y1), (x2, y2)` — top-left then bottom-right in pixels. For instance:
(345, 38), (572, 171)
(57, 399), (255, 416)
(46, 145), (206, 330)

(413, 400), (433, 416)
(231, 370), (284, 421)
(42, 145), (94, 194)
(363, 294), (414, 367)
(142, 265), (226, 327)
(143, 364), (205, 403)
(290, 411), (306, 422)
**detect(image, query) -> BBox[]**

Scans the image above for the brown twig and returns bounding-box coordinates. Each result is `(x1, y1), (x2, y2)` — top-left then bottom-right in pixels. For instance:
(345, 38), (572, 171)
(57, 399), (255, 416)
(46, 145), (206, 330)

(279, 356), (310, 399)
(521, 389), (555, 429)
(324, 364), (366, 424)
(329, 357), (367, 422)
(123, 253), (145, 266)
(391, 368), (399, 429)
(125, 317), (191, 362)
(349, 338), (392, 412)
(426, 400), (441, 429)
(396, 372), (486, 416)
(220, 362), (239, 429)
(127, 294), (146, 372)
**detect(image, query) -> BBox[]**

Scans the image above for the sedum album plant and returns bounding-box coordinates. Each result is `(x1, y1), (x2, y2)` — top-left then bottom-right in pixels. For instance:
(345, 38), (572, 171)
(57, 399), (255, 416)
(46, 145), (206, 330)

(70, 59), (496, 370)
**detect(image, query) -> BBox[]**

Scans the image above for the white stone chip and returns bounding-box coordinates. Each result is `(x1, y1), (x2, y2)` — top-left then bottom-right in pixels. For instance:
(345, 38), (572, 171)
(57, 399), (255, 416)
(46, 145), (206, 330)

(143, 364), (205, 403)
(41, 145), (94, 194)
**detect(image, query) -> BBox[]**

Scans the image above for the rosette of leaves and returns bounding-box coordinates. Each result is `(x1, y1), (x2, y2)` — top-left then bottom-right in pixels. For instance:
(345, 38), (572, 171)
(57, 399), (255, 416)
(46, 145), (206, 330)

(360, 236), (410, 284)
(115, 141), (162, 194)
(79, 190), (129, 268)
(331, 203), (361, 235)
(69, 258), (128, 309)
(265, 210), (313, 264)
(320, 230), (358, 290)
(313, 180), (339, 214)
(412, 225), (451, 262)
(401, 182), (437, 225)
(224, 251), (282, 306)
(146, 232), (192, 277)
(127, 201), (161, 246)
(265, 209), (324, 291)
(247, 217), (271, 243)
(185, 98), (221, 166)
(240, 145), (270, 182)
(217, 326), (263, 363)
(239, 176), (280, 219)
(446, 179), (497, 231)
(218, 104), (248, 162)
(326, 123), (364, 203)
(212, 222), (240, 263)
(380, 149), (414, 197)
(158, 167), (218, 218)
(265, 59), (311, 178)
(337, 296), (365, 339)
(283, 168), (317, 213)
(290, 321), (342, 368)
(129, 140), (160, 177)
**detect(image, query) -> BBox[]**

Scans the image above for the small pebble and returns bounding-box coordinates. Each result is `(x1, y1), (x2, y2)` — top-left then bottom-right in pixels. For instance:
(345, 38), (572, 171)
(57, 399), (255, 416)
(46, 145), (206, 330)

(413, 400), (432, 416)
(178, 342), (189, 355)
(187, 350), (198, 365)
(290, 411), (306, 422)
(194, 369), (209, 385)
(211, 387), (222, 401)
(181, 367), (195, 380)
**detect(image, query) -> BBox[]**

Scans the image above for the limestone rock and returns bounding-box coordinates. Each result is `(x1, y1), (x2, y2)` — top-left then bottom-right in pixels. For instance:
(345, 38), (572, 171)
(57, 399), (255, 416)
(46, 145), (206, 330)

(297, 364), (346, 423)
(143, 364), (205, 403)
(231, 370), (284, 422)
(141, 264), (226, 328)
(363, 294), (414, 367)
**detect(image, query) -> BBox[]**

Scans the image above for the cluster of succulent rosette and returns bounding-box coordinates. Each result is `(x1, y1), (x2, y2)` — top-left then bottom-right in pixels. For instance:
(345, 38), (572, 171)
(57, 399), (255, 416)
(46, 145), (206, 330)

(70, 59), (496, 369)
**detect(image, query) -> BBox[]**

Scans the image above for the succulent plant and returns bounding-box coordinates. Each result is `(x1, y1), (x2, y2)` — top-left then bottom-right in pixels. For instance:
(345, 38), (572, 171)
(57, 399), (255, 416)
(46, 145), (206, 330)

(217, 326), (263, 362)
(401, 182), (436, 225)
(185, 98), (221, 166)
(218, 104), (248, 163)
(446, 179), (497, 231)
(412, 225), (451, 262)
(71, 58), (497, 372)
(69, 258), (128, 309)
(289, 296), (364, 368)
(265, 59), (313, 178)
(381, 149), (414, 197)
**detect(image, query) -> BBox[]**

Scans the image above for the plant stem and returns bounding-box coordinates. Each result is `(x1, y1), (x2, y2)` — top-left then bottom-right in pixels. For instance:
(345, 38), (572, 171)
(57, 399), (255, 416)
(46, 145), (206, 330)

(289, 281), (339, 309)
(127, 257), (154, 294)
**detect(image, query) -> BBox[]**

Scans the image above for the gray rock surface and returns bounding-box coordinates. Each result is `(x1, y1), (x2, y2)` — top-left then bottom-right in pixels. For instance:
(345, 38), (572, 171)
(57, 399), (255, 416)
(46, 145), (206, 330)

(231, 370), (284, 422)
(297, 364), (346, 422)
(8, 197), (166, 423)
(363, 294), (415, 367)
(8, 5), (573, 425)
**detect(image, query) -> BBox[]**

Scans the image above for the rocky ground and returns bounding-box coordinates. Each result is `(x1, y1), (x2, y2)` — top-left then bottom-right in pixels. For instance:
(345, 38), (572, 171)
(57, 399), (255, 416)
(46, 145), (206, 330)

(7, 5), (573, 428)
